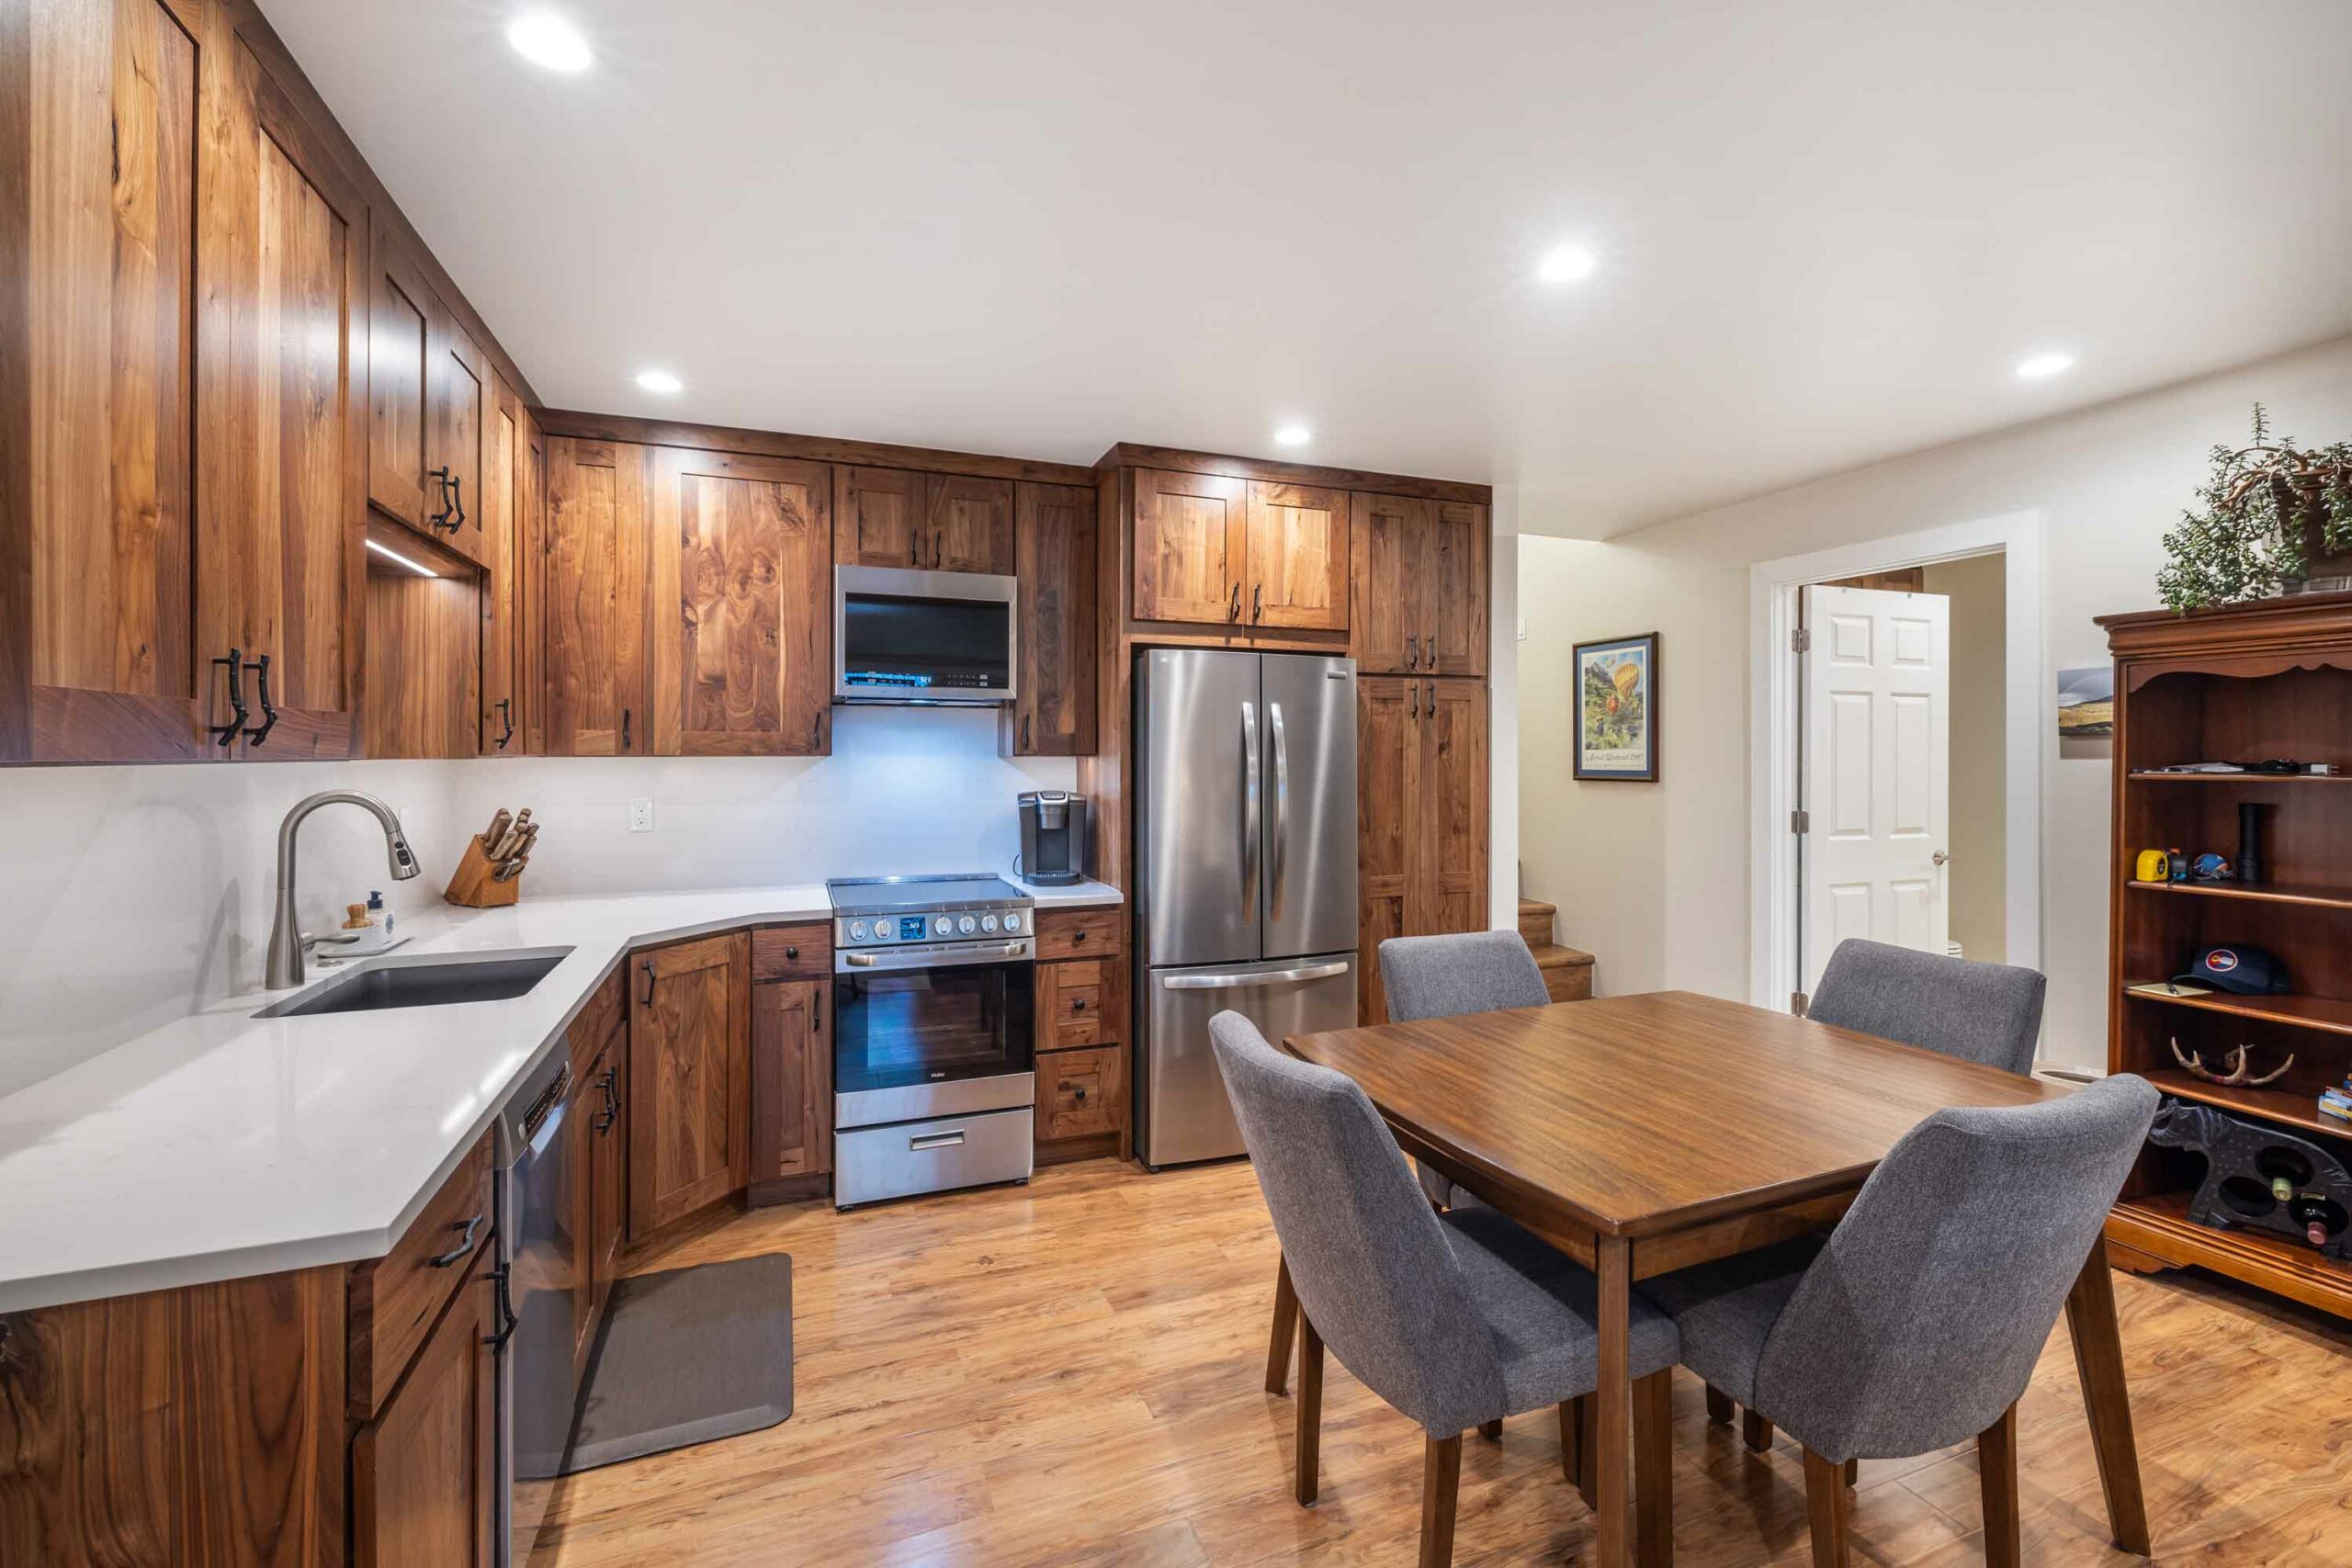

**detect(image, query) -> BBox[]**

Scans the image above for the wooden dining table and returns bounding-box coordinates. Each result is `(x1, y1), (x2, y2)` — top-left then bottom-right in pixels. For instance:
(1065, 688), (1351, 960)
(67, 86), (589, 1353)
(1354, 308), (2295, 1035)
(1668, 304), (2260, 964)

(1284, 989), (2151, 1568)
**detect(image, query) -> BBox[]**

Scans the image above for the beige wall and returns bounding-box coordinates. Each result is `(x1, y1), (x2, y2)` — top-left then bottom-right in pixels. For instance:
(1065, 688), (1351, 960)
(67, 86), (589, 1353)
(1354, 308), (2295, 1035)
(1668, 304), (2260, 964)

(1519, 333), (2352, 1070)
(1921, 552), (2006, 964)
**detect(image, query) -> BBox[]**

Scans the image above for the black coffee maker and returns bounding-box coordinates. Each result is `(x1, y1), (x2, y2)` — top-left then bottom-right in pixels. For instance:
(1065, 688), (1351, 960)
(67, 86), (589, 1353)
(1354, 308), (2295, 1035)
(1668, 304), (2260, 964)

(1018, 791), (1088, 886)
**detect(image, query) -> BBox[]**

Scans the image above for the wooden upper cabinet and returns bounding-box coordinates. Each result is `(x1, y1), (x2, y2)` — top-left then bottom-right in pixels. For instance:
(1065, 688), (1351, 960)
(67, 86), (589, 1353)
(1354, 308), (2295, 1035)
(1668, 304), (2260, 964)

(195, 30), (368, 761)
(1423, 501), (1488, 676)
(834, 465), (923, 568)
(479, 374), (526, 755)
(1007, 481), (1096, 756)
(836, 468), (1012, 574)
(368, 232), (434, 533)
(1349, 493), (1486, 676)
(1245, 482), (1349, 630)
(351, 1248), (497, 1567)
(649, 447), (833, 757)
(542, 438), (649, 755)
(628, 931), (752, 1238)
(1134, 468), (1248, 625)
(751, 978), (831, 1182)
(925, 475), (1015, 574)
(7, 0), (209, 763)
(429, 310), (489, 567)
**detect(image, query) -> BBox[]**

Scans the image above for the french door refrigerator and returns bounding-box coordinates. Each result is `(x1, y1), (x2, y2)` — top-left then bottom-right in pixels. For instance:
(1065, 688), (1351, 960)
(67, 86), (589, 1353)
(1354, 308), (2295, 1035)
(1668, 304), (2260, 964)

(1135, 649), (1359, 1167)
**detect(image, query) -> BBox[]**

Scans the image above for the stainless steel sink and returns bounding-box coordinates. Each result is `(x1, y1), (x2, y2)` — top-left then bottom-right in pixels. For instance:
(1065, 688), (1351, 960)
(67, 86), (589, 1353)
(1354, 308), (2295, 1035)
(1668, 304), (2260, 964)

(256, 948), (572, 1018)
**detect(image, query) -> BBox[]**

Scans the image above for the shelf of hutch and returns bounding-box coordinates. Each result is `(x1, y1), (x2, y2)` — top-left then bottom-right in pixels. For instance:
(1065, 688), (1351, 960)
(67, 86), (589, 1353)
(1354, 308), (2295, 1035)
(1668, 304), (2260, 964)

(2126, 877), (2352, 911)
(2108, 1190), (2352, 1317)
(2125, 771), (2352, 784)
(2123, 984), (2352, 1039)
(2143, 1068), (2352, 1143)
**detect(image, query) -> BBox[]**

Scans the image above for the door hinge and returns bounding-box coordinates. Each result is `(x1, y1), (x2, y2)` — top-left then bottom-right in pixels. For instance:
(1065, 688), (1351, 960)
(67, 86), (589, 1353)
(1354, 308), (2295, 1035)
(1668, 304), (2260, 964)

(1790, 809), (1809, 834)
(1791, 626), (1812, 653)
(1790, 990), (1809, 1016)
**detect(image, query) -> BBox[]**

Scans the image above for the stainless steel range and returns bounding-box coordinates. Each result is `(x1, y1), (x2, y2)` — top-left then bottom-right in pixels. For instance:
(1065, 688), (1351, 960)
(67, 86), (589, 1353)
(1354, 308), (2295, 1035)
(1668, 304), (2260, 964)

(827, 874), (1037, 1207)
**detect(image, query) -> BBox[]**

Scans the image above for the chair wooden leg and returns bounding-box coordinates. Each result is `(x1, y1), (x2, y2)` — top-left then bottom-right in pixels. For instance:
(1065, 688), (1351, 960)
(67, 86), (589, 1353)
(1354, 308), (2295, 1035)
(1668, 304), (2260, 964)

(1979, 1404), (2021, 1568)
(1634, 1369), (1675, 1568)
(1742, 1408), (1774, 1453)
(1704, 1383), (1734, 1427)
(1802, 1447), (1850, 1568)
(1419, 1433), (1464, 1568)
(1577, 1390), (1599, 1506)
(2066, 1240), (2152, 1555)
(1265, 1254), (1298, 1396)
(1558, 1396), (1585, 1487)
(1295, 1314), (1323, 1506)
(1477, 1418), (1503, 1442)
(1844, 1457), (1859, 1489)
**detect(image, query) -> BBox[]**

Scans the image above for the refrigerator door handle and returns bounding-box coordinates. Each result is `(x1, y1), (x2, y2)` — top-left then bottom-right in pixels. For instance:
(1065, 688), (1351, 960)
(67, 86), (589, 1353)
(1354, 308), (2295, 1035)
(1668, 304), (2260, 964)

(1240, 699), (1261, 924)
(1161, 959), (1351, 990)
(1268, 702), (1290, 921)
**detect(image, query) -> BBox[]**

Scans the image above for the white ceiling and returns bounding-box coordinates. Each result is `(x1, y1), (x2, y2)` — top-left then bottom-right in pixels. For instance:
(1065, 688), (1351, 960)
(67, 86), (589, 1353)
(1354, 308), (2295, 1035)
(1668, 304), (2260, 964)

(266, 0), (2352, 538)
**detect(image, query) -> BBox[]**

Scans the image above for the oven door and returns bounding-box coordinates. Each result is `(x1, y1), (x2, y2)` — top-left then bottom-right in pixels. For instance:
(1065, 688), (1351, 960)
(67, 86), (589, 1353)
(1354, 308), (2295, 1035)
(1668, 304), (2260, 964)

(833, 942), (1035, 1127)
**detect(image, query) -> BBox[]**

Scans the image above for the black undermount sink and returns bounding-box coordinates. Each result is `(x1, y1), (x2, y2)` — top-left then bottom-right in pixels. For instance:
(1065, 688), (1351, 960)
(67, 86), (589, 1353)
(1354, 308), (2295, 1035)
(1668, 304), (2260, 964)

(258, 951), (571, 1018)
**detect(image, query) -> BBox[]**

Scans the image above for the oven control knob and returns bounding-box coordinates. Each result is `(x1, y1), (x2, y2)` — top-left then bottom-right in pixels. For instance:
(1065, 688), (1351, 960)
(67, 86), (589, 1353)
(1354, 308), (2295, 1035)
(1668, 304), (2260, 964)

(848, 919), (867, 942)
(980, 914), (999, 933)
(933, 915), (953, 938)
(1001, 911), (1022, 932)
(957, 915), (977, 934)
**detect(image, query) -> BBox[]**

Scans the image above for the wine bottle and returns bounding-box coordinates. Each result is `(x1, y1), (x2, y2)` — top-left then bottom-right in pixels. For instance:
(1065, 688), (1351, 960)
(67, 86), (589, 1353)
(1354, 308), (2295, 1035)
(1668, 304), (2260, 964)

(2273, 1175), (2295, 1202)
(2288, 1194), (2347, 1249)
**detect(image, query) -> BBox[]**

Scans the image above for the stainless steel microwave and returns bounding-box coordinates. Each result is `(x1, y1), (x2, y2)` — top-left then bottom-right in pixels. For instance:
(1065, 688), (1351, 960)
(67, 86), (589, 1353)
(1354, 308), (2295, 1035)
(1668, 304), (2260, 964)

(832, 565), (1018, 705)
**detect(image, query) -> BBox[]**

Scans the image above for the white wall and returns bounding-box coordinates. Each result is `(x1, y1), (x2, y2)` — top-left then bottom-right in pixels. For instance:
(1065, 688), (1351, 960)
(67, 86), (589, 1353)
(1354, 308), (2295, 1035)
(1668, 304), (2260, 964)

(1519, 333), (2352, 1069)
(1488, 491), (1521, 929)
(1920, 553), (2007, 964)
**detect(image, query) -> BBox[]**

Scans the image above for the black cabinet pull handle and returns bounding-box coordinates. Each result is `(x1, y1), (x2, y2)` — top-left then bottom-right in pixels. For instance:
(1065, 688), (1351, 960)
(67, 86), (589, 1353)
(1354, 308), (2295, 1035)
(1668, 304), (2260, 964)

(1020, 713), (1032, 751)
(1410, 682), (1419, 720)
(810, 713), (822, 750)
(210, 648), (248, 746)
(1252, 583), (1262, 622)
(784, 944), (799, 960)
(493, 697), (514, 750)
(1408, 635), (1420, 670)
(639, 957), (655, 1009)
(430, 1213), (483, 1268)
(933, 528), (944, 569)
(594, 1066), (618, 1131)
(620, 707), (631, 751)
(483, 1262), (519, 1351)
(243, 652), (277, 747)
(1227, 581), (1241, 621)
(909, 535), (920, 565)
(1426, 681), (1436, 719)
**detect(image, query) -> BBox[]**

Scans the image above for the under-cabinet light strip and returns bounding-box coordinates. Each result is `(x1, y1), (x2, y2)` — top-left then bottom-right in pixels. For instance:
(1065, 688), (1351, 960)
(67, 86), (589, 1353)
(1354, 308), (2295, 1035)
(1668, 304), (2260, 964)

(366, 537), (439, 578)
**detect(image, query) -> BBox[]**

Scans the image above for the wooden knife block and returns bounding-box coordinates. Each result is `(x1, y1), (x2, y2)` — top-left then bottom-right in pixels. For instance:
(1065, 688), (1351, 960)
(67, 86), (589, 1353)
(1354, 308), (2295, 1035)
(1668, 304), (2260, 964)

(444, 834), (521, 908)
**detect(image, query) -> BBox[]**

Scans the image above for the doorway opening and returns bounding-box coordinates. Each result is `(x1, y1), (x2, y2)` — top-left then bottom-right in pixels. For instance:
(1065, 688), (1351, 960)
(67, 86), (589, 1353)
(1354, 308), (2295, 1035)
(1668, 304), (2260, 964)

(1747, 513), (2046, 1017)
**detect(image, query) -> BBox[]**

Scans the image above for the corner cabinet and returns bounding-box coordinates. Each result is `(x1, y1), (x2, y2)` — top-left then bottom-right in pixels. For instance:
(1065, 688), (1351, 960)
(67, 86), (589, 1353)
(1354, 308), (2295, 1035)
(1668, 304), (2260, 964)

(628, 931), (752, 1238)
(541, 438), (650, 755)
(1356, 676), (1489, 1023)
(750, 924), (834, 1186)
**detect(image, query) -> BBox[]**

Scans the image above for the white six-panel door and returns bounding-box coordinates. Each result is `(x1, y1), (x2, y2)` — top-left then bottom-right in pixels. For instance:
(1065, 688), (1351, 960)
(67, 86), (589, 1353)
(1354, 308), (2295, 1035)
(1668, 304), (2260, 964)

(1800, 584), (1951, 998)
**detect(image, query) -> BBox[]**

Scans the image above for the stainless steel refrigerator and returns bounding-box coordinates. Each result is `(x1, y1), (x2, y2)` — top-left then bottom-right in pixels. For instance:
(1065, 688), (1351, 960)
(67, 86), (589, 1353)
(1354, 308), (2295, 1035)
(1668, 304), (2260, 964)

(1134, 649), (1359, 1168)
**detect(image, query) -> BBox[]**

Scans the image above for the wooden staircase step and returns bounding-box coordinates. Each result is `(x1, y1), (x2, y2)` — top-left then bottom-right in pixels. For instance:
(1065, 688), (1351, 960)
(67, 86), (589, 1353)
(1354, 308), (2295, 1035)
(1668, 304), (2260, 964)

(1517, 897), (1557, 950)
(1523, 939), (1594, 1003)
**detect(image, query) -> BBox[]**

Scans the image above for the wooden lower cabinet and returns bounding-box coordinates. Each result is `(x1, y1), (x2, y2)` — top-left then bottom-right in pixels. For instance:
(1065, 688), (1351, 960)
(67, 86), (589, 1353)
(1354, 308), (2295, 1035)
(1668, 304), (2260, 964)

(752, 978), (832, 1182)
(350, 1247), (498, 1568)
(1031, 918), (1130, 1164)
(589, 1027), (628, 1325)
(1035, 1045), (1126, 1144)
(1356, 676), (1490, 1022)
(628, 931), (752, 1238)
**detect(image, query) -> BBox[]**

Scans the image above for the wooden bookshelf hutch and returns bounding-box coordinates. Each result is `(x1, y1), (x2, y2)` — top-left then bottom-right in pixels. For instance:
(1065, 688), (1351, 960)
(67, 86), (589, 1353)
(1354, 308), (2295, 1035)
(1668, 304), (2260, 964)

(2099, 591), (2352, 1317)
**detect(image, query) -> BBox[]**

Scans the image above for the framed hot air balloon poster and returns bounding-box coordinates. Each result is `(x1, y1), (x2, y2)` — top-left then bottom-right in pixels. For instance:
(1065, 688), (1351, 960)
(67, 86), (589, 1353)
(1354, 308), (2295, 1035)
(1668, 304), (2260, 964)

(1573, 633), (1659, 781)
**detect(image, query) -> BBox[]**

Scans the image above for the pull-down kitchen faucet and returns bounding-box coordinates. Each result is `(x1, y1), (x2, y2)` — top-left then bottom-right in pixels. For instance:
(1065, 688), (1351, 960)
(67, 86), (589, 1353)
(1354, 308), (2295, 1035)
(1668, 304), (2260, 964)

(265, 791), (422, 989)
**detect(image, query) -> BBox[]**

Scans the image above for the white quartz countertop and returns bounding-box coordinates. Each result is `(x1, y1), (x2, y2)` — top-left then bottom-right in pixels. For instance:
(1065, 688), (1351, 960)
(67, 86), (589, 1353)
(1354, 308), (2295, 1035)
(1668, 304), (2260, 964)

(0, 875), (1121, 1313)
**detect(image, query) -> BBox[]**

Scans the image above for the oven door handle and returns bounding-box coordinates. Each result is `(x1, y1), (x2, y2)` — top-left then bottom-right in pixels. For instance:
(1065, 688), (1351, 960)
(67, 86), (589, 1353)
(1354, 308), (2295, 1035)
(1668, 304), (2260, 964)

(1160, 959), (1351, 991)
(841, 940), (1032, 972)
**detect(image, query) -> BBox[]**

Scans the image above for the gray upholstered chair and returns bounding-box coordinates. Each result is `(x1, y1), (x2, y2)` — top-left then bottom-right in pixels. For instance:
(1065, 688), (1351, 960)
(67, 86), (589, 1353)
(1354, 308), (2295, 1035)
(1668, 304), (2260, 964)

(1644, 1073), (2159, 1567)
(1806, 938), (2047, 1077)
(1708, 939), (2055, 1452)
(1265, 931), (1555, 1406)
(1212, 1011), (1679, 1565)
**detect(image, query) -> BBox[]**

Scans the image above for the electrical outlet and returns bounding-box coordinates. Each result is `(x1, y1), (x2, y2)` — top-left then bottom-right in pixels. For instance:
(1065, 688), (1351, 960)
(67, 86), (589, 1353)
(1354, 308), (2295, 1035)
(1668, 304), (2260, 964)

(628, 798), (654, 833)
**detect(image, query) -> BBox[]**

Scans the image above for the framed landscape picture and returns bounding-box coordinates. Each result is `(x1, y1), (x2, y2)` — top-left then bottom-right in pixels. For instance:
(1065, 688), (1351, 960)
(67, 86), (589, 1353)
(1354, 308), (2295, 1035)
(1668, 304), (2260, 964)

(1574, 633), (1659, 781)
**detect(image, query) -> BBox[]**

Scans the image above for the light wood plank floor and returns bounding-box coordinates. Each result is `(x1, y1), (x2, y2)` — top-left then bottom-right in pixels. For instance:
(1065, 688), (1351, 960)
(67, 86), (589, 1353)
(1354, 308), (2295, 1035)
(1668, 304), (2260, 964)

(539, 1160), (2352, 1565)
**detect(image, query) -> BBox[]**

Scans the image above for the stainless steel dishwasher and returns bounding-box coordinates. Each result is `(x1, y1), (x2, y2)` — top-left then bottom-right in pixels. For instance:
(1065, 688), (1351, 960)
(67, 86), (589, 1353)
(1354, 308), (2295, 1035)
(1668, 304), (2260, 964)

(499, 1047), (580, 1566)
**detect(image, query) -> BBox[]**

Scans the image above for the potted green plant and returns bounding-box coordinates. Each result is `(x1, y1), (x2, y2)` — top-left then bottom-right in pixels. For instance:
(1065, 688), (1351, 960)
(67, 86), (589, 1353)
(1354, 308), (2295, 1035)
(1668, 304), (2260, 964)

(2157, 404), (2352, 611)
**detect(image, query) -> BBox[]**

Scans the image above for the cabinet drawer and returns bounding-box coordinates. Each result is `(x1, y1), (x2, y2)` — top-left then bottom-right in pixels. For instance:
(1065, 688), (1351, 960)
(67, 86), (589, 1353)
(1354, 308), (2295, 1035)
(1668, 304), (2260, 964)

(752, 922), (831, 981)
(1036, 1046), (1126, 1141)
(568, 967), (625, 1084)
(1034, 907), (1120, 961)
(349, 1129), (495, 1417)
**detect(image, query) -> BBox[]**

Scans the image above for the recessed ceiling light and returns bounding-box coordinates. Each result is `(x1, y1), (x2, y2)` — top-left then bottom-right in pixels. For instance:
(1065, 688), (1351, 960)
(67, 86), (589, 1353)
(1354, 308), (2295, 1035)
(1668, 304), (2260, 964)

(635, 369), (684, 395)
(366, 537), (438, 579)
(1272, 424), (1312, 447)
(507, 14), (592, 73)
(2015, 353), (2075, 380)
(1537, 245), (1597, 284)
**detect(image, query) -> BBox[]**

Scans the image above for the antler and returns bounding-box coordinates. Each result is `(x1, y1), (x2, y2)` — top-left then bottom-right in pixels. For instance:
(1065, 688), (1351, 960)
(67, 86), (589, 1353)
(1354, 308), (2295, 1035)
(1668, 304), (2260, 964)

(2169, 1036), (2294, 1087)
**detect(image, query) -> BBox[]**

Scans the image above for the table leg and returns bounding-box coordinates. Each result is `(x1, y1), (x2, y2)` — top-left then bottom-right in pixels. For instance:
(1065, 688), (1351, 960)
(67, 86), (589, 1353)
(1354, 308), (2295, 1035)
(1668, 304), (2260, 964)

(1595, 1234), (1632, 1568)
(2065, 1237), (2151, 1555)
